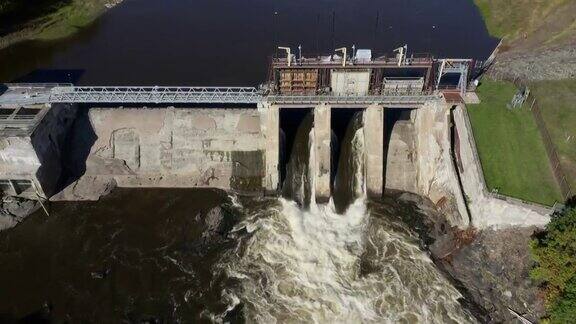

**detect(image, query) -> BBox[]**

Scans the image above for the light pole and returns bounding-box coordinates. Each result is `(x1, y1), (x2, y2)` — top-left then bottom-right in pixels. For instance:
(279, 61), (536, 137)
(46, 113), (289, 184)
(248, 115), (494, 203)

(278, 47), (292, 67)
(335, 47), (347, 67)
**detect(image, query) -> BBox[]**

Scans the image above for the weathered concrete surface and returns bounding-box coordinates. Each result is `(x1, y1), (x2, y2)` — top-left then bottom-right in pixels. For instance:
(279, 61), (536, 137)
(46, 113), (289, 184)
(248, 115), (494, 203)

(452, 105), (551, 228)
(412, 99), (470, 228)
(259, 103), (280, 193)
(0, 104), (77, 199)
(54, 107), (266, 200)
(0, 196), (40, 230)
(385, 118), (417, 193)
(314, 103), (331, 203)
(363, 104), (384, 198)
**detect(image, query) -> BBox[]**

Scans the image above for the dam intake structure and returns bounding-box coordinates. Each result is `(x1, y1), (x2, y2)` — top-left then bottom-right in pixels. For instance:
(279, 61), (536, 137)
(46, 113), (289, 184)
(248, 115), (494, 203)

(0, 46), (551, 229)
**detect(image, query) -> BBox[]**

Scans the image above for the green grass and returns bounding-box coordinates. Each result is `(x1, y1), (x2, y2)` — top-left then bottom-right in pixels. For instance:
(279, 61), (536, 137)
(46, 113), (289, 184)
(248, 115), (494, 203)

(0, 0), (107, 48)
(473, 0), (574, 42)
(467, 79), (563, 206)
(530, 80), (576, 192)
(33, 0), (106, 40)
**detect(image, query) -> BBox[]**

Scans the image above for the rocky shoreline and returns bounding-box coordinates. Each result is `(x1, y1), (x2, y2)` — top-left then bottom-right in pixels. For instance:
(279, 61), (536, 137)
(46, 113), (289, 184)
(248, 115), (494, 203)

(391, 191), (545, 323)
(488, 43), (576, 82)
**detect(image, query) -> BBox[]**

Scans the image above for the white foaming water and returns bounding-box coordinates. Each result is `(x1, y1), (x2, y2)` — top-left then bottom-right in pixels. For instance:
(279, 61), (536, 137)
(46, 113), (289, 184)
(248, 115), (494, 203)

(224, 198), (475, 323)
(220, 122), (476, 323)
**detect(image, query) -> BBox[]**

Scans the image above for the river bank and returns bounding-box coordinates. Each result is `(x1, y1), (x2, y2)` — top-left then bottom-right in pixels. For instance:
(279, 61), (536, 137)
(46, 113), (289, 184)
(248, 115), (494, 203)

(390, 191), (545, 323)
(0, 0), (122, 50)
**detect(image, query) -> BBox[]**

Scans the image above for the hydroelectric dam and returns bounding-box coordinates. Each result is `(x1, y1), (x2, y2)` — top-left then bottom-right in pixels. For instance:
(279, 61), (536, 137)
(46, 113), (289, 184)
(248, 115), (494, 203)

(0, 47), (551, 228)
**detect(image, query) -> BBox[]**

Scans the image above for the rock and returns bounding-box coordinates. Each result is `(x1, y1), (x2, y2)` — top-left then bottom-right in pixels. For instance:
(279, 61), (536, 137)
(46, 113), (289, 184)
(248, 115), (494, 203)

(432, 227), (545, 323)
(489, 44), (576, 81)
(4, 196), (37, 218)
(204, 206), (224, 234)
(397, 193), (545, 323)
(0, 196), (40, 231)
(51, 176), (117, 201)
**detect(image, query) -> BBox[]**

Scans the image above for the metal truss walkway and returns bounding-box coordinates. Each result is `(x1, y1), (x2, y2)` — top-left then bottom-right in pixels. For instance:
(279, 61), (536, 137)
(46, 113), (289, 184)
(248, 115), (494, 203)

(0, 85), (262, 105)
(50, 86), (262, 104)
(0, 84), (437, 107)
(267, 94), (437, 107)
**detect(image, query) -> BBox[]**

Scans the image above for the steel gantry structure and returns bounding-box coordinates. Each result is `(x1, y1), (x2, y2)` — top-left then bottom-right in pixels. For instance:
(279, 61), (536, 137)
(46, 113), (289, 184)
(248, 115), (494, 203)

(49, 86), (262, 104)
(0, 84), (438, 107)
(0, 85), (263, 106)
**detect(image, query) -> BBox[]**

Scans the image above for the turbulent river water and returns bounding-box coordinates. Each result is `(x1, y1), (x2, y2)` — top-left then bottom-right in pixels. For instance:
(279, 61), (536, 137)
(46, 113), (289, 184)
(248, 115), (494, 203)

(0, 111), (476, 322)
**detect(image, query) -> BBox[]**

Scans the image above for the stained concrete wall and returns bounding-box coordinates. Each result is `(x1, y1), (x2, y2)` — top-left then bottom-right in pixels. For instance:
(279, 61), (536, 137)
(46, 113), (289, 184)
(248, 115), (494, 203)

(385, 117), (417, 193)
(259, 103), (280, 193)
(452, 105), (550, 228)
(412, 99), (470, 228)
(0, 104), (77, 199)
(314, 103), (331, 203)
(54, 107), (266, 200)
(364, 104), (384, 198)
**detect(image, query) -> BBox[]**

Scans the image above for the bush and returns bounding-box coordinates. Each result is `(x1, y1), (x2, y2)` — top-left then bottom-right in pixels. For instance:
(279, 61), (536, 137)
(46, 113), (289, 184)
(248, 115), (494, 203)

(531, 205), (576, 322)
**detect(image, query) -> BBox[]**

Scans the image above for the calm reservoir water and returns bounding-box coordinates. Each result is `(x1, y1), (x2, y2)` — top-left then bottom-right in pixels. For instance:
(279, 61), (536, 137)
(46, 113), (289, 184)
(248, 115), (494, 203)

(0, 0), (497, 322)
(0, 0), (497, 85)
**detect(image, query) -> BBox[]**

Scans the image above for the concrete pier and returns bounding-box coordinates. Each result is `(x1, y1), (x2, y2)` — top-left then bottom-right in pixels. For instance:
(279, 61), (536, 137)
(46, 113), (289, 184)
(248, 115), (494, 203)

(314, 103), (331, 203)
(364, 104), (384, 198)
(260, 103), (280, 193)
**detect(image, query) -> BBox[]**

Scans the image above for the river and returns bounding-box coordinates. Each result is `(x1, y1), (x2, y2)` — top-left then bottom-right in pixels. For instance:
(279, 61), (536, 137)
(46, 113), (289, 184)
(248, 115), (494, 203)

(0, 0), (497, 322)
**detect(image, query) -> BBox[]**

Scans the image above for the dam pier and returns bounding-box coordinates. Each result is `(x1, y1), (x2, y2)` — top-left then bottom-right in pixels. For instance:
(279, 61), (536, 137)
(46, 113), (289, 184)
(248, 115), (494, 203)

(0, 47), (551, 228)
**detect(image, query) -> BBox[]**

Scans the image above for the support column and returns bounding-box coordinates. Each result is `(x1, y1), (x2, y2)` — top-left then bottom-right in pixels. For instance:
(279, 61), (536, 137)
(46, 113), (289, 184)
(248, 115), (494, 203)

(314, 103), (331, 203)
(259, 103), (280, 193)
(364, 104), (384, 199)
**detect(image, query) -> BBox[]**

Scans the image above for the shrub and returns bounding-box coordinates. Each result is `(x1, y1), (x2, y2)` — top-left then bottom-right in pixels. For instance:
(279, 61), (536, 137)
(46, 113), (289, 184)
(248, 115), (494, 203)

(531, 205), (576, 322)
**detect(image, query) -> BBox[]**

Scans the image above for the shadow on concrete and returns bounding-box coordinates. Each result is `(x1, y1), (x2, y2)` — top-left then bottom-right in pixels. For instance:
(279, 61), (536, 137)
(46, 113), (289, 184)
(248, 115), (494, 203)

(57, 105), (98, 192)
(383, 108), (414, 188)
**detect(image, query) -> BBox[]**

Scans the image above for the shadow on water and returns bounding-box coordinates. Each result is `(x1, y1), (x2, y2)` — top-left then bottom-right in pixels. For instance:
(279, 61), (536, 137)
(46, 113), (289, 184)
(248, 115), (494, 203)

(0, 188), (247, 323)
(13, 68), (85, 84)
(0, 17), (102, 83)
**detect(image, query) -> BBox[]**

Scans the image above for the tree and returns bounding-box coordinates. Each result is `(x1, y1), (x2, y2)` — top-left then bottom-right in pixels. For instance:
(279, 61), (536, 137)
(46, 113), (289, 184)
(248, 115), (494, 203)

(531, 204), (576, 322)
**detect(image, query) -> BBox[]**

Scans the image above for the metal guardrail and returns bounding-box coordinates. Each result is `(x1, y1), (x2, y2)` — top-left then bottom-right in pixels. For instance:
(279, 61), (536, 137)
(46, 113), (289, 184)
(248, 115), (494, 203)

(267, 94), (438, 106)
(1, 84), (440, 107)
(49, 86), (262, 104)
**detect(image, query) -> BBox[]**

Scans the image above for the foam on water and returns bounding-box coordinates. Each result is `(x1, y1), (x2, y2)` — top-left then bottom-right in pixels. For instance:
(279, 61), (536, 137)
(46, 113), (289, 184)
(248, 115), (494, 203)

(218, 121), (476, 323)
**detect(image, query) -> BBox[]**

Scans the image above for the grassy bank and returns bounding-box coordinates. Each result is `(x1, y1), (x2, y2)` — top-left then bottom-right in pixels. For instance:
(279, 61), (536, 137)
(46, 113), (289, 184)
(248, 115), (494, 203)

(467, 79), (562, 206)
(530, 80), (576, 191)
(0, 0), (112, 49)
(473, 0), (575, 46)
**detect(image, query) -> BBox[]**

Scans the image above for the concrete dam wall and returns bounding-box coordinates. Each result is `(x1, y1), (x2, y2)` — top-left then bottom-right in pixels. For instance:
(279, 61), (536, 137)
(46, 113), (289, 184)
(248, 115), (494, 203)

(0, 98), (552, 229)
(54, 107), (267, 200)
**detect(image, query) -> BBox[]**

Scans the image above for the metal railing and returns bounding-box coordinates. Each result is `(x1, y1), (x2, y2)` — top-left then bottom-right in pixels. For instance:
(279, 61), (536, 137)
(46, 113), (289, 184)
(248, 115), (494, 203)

(1, 84), (441, 107)
(48, 86), (262, 104)
(267, 93), (438, 106)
